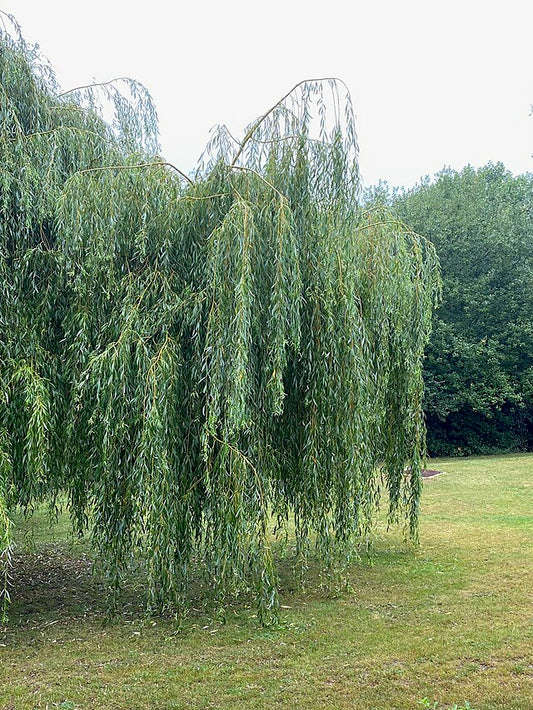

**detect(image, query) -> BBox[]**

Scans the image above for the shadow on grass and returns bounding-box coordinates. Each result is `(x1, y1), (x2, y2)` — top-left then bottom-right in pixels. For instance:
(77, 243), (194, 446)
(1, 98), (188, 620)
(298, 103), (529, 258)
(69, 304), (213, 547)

(5, 536), (389, 630)
(8, 547), (109, 621)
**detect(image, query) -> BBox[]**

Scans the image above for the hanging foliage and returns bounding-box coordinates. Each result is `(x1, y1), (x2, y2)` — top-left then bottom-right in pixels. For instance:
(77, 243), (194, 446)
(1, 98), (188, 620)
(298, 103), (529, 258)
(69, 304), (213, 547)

(0, 16), (440, 621)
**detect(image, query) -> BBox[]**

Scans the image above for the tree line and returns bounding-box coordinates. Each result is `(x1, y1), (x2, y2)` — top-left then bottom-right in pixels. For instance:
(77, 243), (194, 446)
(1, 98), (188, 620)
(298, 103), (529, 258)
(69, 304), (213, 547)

(369, 164), (533, 456)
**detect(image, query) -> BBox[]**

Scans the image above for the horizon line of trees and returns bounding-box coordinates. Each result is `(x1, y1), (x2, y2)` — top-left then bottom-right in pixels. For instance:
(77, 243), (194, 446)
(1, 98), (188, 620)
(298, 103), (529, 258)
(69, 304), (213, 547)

(368, 162), (533, 456)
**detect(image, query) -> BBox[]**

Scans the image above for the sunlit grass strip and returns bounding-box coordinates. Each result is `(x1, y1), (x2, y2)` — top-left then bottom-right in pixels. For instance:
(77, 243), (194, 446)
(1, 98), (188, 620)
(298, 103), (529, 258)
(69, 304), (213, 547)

(2, 454), (532, 709)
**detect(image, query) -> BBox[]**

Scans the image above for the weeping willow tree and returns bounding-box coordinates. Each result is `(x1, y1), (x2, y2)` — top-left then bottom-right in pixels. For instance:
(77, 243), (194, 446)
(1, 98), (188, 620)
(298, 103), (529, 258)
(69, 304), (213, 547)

(0, 15), (440, 621)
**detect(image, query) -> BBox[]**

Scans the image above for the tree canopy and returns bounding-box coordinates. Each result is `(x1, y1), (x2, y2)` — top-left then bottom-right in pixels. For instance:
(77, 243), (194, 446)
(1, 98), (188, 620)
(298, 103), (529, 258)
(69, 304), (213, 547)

(387, 164), (533, 455)
(0, 16), (440, 620)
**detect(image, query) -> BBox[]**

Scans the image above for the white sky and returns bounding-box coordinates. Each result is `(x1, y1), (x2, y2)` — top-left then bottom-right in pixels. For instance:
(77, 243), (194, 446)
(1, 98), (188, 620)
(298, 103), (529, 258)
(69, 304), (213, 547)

(6, 0), (533, 188)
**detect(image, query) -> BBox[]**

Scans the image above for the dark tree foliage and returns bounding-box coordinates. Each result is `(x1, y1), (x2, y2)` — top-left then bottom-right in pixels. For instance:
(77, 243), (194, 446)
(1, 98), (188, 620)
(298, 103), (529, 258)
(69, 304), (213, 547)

(389, 164), (533, 456)
(0, 17), (440, 620)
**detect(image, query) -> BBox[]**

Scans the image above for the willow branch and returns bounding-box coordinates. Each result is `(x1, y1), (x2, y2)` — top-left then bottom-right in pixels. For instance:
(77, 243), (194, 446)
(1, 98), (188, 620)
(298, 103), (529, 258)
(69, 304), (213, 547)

(58, 77), (137, 97)
(69, 161), (194, 185)
(226, 165), (285, 201)
(208, 432), (266, 507)
(229, 77), (350, 168)
(3, 126), (106, 143)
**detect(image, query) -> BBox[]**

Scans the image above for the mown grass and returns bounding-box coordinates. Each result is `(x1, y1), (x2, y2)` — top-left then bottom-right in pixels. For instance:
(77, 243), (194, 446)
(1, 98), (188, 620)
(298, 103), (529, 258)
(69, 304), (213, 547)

(1, 453), (532, 709)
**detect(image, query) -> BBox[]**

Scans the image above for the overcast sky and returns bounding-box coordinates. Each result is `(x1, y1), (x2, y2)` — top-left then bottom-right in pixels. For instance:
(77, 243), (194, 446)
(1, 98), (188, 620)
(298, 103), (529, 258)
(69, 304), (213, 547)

(6, 0), (533, 188)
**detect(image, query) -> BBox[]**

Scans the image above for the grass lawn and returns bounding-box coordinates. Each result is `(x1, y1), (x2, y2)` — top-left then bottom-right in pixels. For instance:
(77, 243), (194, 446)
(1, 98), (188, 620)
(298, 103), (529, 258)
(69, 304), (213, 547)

(1, 453), (532, 709)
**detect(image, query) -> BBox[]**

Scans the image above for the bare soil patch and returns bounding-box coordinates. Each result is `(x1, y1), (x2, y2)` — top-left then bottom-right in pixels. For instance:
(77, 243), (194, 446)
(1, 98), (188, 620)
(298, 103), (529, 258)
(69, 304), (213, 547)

(422, 469), (444, 478)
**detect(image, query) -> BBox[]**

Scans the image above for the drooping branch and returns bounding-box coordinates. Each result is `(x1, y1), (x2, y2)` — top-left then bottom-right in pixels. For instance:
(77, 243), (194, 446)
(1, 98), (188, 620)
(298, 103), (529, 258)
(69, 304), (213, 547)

(226, 164), (285, 199)
(58, 77), (139, 97)
(69, 161), (194, 185)
(229, 76), (353, 167)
